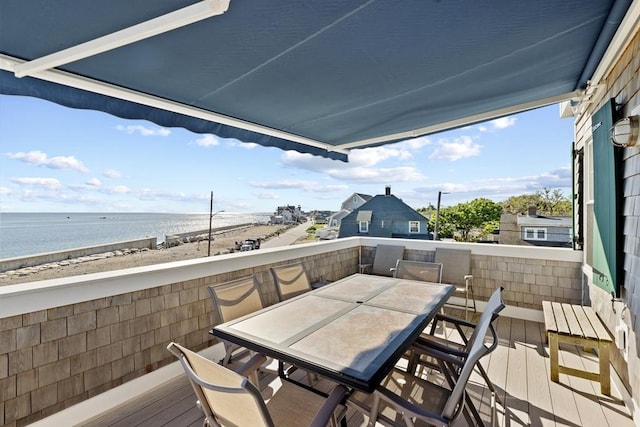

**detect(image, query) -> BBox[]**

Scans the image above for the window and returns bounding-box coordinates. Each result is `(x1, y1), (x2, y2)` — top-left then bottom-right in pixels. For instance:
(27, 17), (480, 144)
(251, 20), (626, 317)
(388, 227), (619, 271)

(332, 219), (338, 227)
(353, 196), (358, 203)
(409, 221), (420, 233)
(359, 221), (369, 233)
(524, 227), (547, 240)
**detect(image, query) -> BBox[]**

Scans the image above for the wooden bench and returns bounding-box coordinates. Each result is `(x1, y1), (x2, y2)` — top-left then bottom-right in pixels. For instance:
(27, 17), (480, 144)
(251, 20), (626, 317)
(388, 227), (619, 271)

(542, 301), (612, 395)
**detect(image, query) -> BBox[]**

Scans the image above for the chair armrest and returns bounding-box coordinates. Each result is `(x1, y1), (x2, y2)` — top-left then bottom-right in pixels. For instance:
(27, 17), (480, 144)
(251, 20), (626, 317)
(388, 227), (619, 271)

(309, 384), (348, 427)
(432, 313), (476, 329)
(411, 340), (465, 367)
(234, 353), (267, 377)
(414, 335), (468, 358)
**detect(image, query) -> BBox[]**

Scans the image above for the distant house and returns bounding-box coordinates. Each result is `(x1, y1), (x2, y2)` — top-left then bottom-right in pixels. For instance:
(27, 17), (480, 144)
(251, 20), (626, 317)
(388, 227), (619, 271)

(498, 206), (572, 247)
(323, 193), (373, 230)
(341, 192), (373, 212)
(326, 209), (351, 229)
(273, 205), (303, 223)
(314, 215), (328, 225)
(338, 186), (430, 239)
(310, 210), (332, 225)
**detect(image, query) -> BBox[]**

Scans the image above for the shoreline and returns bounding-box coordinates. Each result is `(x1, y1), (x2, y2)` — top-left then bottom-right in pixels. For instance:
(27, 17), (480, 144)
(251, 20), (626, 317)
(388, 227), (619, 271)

(0, 223), (303, 286)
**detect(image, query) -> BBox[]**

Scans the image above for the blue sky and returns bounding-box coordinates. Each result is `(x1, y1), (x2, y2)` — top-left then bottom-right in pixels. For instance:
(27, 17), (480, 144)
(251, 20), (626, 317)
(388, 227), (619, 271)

(1, 94), (574, 214)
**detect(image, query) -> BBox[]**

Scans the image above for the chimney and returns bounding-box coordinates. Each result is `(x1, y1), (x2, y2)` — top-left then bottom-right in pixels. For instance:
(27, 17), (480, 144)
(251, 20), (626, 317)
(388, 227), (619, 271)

(385, 186), (391, 196)
(528, 205), (537, 216)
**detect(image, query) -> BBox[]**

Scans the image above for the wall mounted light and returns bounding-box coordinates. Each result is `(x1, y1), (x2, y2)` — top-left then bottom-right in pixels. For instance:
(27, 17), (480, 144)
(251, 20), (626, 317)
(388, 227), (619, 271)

(610, 116), (639, 147)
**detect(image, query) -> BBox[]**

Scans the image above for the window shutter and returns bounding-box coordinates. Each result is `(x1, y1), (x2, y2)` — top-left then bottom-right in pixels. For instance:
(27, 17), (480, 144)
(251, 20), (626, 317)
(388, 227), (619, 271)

(591, 99), (623, 296)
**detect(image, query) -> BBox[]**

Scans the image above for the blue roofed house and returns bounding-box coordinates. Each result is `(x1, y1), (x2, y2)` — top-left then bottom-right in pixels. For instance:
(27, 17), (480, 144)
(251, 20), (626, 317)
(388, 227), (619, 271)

(338, 187), (430, 239)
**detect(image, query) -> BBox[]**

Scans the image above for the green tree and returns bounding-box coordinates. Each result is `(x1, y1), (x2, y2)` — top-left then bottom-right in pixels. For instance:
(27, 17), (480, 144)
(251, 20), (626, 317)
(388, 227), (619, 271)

(502, 187), (572, 216)
(430, 198), (502, 241)
(502, 194), (540, 214)
(536, 188), (572, 215)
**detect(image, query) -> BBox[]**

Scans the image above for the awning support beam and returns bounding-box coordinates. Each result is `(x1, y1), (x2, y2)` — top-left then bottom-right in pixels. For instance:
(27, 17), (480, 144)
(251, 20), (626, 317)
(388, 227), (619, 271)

(14, 0), (231, 78)
(339, 91), (583, 150)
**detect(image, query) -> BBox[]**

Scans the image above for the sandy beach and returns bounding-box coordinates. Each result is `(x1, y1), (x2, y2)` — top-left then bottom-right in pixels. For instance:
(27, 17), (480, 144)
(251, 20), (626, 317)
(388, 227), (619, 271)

(1, 223), (310, 286)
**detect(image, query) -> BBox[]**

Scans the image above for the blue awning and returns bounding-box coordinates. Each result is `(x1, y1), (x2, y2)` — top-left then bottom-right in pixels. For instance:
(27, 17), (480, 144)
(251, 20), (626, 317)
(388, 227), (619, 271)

(0, 0), (633, 161)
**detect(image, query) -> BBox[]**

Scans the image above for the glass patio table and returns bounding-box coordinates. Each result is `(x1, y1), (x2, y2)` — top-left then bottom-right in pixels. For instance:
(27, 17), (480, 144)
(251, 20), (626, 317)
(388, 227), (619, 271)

(210, 273), (454, 393)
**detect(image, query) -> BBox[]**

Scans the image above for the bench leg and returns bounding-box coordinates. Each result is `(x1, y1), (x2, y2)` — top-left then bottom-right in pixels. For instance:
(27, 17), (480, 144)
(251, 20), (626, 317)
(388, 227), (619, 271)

(549, 332), (559, 383)
(599, 341), (611, 396)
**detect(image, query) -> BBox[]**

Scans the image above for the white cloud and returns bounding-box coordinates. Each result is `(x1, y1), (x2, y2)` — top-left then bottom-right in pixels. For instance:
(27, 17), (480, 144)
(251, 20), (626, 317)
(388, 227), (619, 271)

(195, 134), (220, 147)
(477, 116), (516, 132)
(280, 150), (426, 183)
(253, 191), (279, 200)
(103, 169), (122, 179)
(0, 186), (11, 195)
(349, 139), (431, 166)
(86, 178), (101, 187)
(11, 177), (62, 189)
(111, 185), (131, 194)
(5, 150), (89, 173)
(398, 136), (432, 150)
(249, 180), (348, 193)
(226, 140), (258, 149)
(116, 125), (170, 136)
(429, 136), (481, 161)
(490, 116), (517, 129)
(411, 165), (572, 204)
(328, 166), (424, 183)
(250, 180), (309, 190)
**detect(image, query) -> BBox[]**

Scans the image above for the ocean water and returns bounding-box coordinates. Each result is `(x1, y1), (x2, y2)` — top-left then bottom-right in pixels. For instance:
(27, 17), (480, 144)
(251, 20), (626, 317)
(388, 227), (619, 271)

(0, 212), (271, 259)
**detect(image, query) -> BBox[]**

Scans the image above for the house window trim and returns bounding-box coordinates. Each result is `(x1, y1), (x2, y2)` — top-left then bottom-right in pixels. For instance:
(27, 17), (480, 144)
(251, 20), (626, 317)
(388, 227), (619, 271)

(524, 227), (547, 241)
(409, 221), (420, 234)
(359, 221), (369, 233)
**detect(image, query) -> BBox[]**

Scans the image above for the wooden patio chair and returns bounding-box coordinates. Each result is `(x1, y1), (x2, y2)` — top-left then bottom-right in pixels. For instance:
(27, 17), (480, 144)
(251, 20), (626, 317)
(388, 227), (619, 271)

(359, 244), (405, 276)
(269, 262), (321, 385)
(435, 247), (476, 320)
(348, 287), (502, 427)
(168, 342), (348, 427)
(207, 276), (265, 372)
(270, 263), (313, 301)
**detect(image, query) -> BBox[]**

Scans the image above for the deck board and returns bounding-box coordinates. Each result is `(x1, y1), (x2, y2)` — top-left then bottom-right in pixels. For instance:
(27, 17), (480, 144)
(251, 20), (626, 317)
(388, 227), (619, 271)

(524, 320), (555, 426)
(74, 315), (634, 427)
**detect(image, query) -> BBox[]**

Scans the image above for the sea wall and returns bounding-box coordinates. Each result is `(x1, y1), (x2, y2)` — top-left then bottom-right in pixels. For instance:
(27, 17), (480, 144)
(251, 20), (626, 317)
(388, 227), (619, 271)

(0, 238), (157, 273)
(164, 223), (253, 248)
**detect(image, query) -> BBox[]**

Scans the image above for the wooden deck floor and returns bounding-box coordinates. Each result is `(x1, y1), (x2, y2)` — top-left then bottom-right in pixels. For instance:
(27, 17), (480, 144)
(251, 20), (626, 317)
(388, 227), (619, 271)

(82, 315), (634, 426)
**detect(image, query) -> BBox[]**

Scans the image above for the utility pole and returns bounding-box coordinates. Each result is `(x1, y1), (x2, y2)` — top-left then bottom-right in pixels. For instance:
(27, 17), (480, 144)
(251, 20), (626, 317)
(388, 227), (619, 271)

(433, 191), (449, 240)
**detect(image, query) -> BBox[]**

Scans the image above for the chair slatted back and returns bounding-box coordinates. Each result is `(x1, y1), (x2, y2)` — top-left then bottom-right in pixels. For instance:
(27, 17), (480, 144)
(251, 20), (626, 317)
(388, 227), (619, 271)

(167, 342), (273, 427)
(393, 260), (443, 283)
(434, 248), (471, 286)
(371, 245), (405, 276)
(207, 276), (264, 324)
(270, 263), (312, 301)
